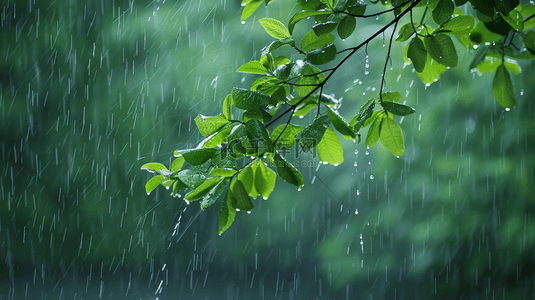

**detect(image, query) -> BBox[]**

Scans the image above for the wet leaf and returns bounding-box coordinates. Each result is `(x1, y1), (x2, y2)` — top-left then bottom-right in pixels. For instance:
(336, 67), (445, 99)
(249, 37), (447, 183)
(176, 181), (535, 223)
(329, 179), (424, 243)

(317, 127), (344, 165)
(259, 18), (291, 39)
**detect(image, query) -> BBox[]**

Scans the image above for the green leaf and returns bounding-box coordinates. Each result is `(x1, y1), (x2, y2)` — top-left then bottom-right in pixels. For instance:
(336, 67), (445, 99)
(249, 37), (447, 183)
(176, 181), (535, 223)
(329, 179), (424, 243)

(521, 4), (535, 30)
(176, 169), (207, 189)
(484, 15), (513, 36)
(241, 0), (263, 21)
(306, 43), (337, 65)
(301, 30), (336, 53)
(210, 168), (238, 177)
(243, 107), (273, 123)
(365, 112), (384, 147)
(424, 34), (458, 67)
(441, 15), (476, 34)
(273, 153), (304, 188)
(432, 0), (454, 25)
(468, 45), (490, 71)
(298, 0), (324, 10)
(185, 177), (224, 201)
(218, 189), (237, 234)
(231, 88), (274, 110)
(474, 57), (521, 74)
(350, 98), (375, 131)
(200, 178), (228, 210)
(172, 179), (190, 197)
(317, 127), (344, 165)
(177, 148), (219, 166)
(492, 64), (516, 108)
(141, 163), (168, 174)
(260, 53), (274, 72)
(245, 119), (273, 153)
(259, 18), (291, 39)
(382, 101), (416, 116)
(334, 0), (350, 11)
(271, 124), (304, 148)
(237, 163), (258, 197)
(347, 0), (367, 15)
(232, 179), (255, 211)
(415, 53), (448, 85)
(520, 31), (535, 55)
(194, 114), (230, 137)
(496, 0), (519, 15)
(273, 63), (294, 81)
(237, 61), (271, 74)
(407, 36), (427, 73)
(313, 21), (339, 36)
(171, 157), (185, 172)
(469, 21), (503, 44)
(380, 118), (405, 156)
(254, 161), (277, 199)
(396, 22), (416, 42)
(337, 16), (356, 39)
(326, 105), (356, 140)
(500, 11), (524, 31)
(261, 39), (295, 55)
(222, 94), (233, 120)
(468, 0), (495, 17)
(380, 92), (401, 102)
(288, 10), (333, 35)
(296, 115), (331, 152)
(145, 175), (165, 194)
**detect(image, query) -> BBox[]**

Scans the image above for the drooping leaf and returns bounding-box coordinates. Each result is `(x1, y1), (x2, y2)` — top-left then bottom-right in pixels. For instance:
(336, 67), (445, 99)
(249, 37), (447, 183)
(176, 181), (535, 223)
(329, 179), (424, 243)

(194, 114), (230, 137)
(499, 11), (524, 31)
(317, 127), (344, 165)
(468, 0), (495, 17)
(254, 161), (277, 199)
(273, 153), (304, 188)
(337, 16), (356, 39)
(237, 61), (271, 74)
(171, 157), (185, 172)
(484, 15), (513, 36)
(492, 64), (516, 108)
(313, 21), (339, 36)
(259, 18), (292, 39)
(260, 53), (274, 72)
(245, 119), (273, 154)
(382, 101), (416, 116)
(241, 0), (263, 21)
(177, 148), (219, 166)
(176, 169), (207, 189)
(301, 30), (336, 53)
(232, 179), (255, 211)
(468, 45), (490, 71)
(270, 124), (304, 149)
(408, 36), (427, 73)
(222, 94), (233, 120)
(288, 10), (333, 35)
(380, 118), (405, 156)
(520, 4), (535, 30)
(365, 112), (384, 147)
(145, 175), (165, 194)
(520, 31), (535, 55)
(474, 57), (521, 74)
(185, 177), (225, 202)
(237, 163), (258, 198)
(218, 188), (237, 234)
(432, 0), (454, 25)
(469, 21), (503, 44)
(295, 115), (330, 152)
(380, 92), (401, 102)
(334, 0), (350, 11)
(261, 39), (295, 55)
(210, 168), (238, 177)
(305, 43), (337, 65)
(326, 105), (356, 140)
(172, 179), (190, 197)
(496, 0), (520, 15)
(231, 88), (274, 110)
(441, 15), (476, 34)
(424, 34), (458, 67)
(396, 22), (417, 42)
(200, 178), (228, 210)
(298, 0), (324, 10)
(243, 107), (273, 123)
(347, 0), (367, 15)
(350, 98), (375, 131)
(141, 163), (168, 174)
(416, 54), (448, 84)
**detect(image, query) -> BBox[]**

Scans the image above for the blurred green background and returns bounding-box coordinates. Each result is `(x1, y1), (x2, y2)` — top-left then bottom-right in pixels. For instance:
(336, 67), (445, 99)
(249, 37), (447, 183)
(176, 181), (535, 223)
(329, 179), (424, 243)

(1, 0), (534, 299)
